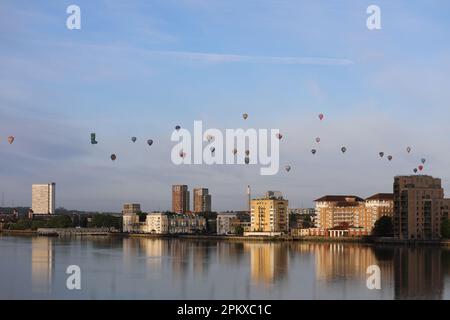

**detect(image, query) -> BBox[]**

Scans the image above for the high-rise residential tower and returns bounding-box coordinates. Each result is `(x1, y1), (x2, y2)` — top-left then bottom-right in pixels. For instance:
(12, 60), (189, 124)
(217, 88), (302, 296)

(393, 175), (450, 240)
(31, 183), (55, 215)
(172, 185), (190, 213)
(193, 188), (211, 213)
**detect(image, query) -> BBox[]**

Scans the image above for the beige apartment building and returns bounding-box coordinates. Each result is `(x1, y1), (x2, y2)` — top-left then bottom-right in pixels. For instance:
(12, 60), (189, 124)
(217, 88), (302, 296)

(122, 213), (140, 233)
(144, 213), (169, 234)
(315, 195), (365, 230)
(364, 193), (394, 229)
(31, 183), (55, 215)
(393, 175), (450, 240)
(193, 188), (211, 213)
(315, 194), (394, 232)
(172, 185), (190, 213)
(249, 191), (289, 235)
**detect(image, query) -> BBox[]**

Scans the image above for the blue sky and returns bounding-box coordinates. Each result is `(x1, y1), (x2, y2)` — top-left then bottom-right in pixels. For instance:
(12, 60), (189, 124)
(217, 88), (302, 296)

(1, 0), (450, 212)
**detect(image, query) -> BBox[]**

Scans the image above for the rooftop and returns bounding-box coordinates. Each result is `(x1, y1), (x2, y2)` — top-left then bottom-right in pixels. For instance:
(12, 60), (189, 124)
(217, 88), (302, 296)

(365, 193), (394, 201)
(314, 195), (364, 202)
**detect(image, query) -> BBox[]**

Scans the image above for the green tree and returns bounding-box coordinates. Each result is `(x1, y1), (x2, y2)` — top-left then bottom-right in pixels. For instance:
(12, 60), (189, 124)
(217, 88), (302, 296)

(372, 216), (393, 237)
(441, 217), (450, 239)
(234, 225), (244, 236)
(135, 211), (146, 222)
(89, 214), (121, 229)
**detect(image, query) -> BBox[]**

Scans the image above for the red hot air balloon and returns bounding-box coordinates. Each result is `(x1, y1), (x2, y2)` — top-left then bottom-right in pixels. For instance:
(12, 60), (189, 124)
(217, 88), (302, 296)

(8, 136), (14, 144)
(418, 165), (424, 171)
(319, 114), (324, 121)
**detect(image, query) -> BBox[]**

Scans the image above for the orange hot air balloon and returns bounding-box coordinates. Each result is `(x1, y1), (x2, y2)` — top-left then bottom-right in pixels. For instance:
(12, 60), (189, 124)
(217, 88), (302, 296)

(8, 136), (14, 144)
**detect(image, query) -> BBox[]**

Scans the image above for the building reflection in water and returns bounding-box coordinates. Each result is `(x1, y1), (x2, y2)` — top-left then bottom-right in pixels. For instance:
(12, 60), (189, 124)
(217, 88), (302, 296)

(394, 247), (443, 300)
(244, 243), (288, 285)
(138, 238), (166, 271)
(313, 243), (394, 284)
(31, 237), (54, 293)
(192, 241), (212, 275)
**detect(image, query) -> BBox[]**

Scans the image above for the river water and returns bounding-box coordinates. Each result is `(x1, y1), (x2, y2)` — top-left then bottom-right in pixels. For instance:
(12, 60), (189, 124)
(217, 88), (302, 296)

(0, 235), (449, 299)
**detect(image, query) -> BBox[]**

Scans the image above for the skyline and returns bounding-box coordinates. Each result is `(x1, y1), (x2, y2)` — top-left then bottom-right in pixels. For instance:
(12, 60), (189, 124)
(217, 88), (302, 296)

(2, 0), (450, 211)
(0, 175), (435, 214)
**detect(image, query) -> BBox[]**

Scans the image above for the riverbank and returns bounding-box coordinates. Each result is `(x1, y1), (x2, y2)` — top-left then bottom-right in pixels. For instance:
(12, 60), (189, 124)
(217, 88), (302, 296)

(0, 229), (38, 236)
(2, 229), (450, 247)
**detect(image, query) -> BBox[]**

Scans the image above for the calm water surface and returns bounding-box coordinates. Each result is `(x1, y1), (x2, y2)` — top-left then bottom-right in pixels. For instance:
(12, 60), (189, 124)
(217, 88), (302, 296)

(1, 235), (449, 300)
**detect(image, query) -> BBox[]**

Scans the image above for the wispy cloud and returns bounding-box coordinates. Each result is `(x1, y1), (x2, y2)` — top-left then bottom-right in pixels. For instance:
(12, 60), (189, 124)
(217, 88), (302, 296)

(152, 50), (354, 66)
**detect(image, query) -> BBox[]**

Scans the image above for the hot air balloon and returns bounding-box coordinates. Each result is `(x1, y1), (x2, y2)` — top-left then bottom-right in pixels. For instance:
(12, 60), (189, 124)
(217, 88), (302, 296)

(311, 149), (317, 155)
(316, 137), (321, 143)
(245, 157), (250, 164)
(319, 114), (324, 121)
(179, 150), (186, 158)
(7, 136), (14, 144)
(276, 133), (283, 140)
(110, 154), (117, 161)
(131, 137), (137, 143)
(341, 147), (347, 153)
(387, 155), (393, 161)
(90, 133), (97, 145)
(210, 147), (215, 153)
(421, 158), (426, 164)
(418, 165), (424, 171)
(243, 113), (248, 120)
(232, 148), (238, 155)
(175, 125), (181, 131)
(379, 152), (384, 158)
(245, 150), (250, 156)
(285, 165), (291, 172)
(413, 168), (418, 173)
(206, 135), (214, 142)
(147, 139), (153, 146)
(407, 147), (411, 153)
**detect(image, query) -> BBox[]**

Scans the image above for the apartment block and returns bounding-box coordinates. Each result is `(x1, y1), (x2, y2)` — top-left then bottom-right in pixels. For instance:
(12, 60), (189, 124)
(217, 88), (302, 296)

(122, 203), (141, 215)
(393, 175), (450, 240)
(193, 188), (211, 213)
(249, 191), (289, 235)
(172, 185), (190, 213)
(31, 183), (55, 215)
(144, 213), (169, 234)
